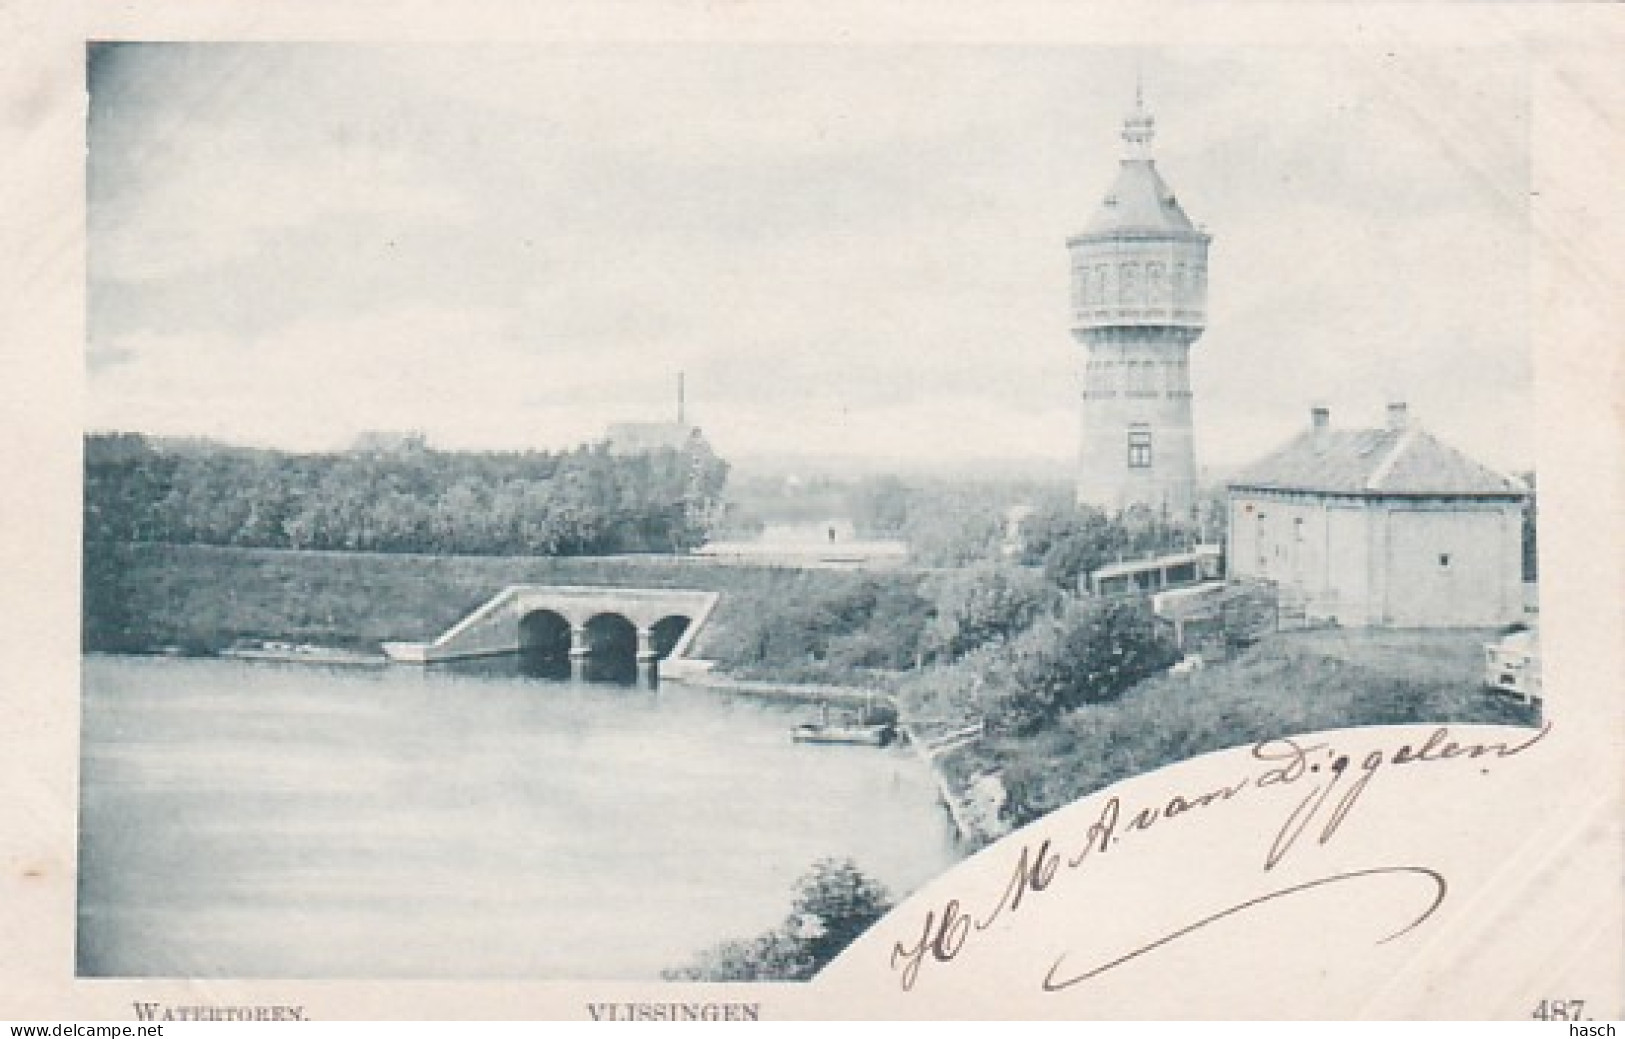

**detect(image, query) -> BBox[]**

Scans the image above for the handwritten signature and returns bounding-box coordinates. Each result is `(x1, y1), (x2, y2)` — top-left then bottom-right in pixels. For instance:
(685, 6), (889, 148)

(889, 723), (1550, 993)
(1042, 865), (1447, 990)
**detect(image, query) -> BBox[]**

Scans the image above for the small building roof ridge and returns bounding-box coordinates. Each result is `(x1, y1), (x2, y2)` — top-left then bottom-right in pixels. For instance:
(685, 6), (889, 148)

(1228, 423), (1524, 498)
(1364, 427), (1419, 492)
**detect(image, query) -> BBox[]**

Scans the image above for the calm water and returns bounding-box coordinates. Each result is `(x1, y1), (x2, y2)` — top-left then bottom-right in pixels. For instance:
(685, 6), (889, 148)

(78, 655), (959, 979)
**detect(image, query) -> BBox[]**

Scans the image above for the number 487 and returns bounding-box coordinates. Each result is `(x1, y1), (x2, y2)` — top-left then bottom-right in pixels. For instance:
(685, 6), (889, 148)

(1532, 999), (1586, 1020)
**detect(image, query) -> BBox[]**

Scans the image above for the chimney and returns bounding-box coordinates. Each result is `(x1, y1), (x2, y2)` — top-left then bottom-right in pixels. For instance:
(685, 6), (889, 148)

(1310, 405), (1330, 431)
(1386, 401), (1409, 430)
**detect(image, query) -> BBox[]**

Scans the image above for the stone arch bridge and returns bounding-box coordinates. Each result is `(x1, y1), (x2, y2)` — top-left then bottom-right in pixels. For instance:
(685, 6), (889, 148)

(382, 585), (719, 681)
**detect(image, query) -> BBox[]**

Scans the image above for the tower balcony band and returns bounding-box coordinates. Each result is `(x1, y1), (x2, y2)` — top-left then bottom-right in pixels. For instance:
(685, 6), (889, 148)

(1072, 305), (1207, 330)
(1067, 236), (1210, 332)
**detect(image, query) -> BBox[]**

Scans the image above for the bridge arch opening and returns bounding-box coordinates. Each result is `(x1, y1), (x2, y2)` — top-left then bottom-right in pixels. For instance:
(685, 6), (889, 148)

(649, 615), (691, 661)
(518, 609), (572, 680)
(583, 612), (638, 685)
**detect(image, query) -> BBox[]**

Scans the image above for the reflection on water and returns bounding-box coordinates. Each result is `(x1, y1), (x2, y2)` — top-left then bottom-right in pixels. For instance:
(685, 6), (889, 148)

(518, 647), (575, 682)
(452, 648), (638, 685)
(77, 654), (959, 979)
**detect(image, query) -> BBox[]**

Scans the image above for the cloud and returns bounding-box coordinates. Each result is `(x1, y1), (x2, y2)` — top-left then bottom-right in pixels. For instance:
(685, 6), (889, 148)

(704, 394), (1077, 464)
(89, 306), (614, 449)
(92, 132), (470, 284)
(88, 303), (1082, 462)
(86, 44), (1534, 473)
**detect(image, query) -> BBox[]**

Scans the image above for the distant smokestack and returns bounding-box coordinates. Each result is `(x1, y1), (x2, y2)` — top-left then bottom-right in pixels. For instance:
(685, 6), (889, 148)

(1386, 401), (1409, 430)
(1310, 405), (1330, 430)
(678, 371), (686, 425)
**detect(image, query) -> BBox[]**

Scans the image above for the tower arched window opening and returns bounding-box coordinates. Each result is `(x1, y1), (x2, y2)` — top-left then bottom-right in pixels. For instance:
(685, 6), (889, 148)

(1121, 262), (1141, 303)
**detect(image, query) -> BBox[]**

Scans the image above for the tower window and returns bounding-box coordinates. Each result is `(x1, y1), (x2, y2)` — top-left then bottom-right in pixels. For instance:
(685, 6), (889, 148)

(1121, 262), (1141, 302)
(1127, 424), (1152, 469)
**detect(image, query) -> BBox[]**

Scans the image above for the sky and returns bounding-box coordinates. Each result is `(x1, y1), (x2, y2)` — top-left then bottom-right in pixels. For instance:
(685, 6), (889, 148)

(87, 43), (1533, 476)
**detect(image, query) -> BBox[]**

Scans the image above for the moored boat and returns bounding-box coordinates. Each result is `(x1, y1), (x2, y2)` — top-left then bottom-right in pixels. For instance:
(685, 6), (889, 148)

(791, 721), (895, 747)
(790, 695), (898, 746)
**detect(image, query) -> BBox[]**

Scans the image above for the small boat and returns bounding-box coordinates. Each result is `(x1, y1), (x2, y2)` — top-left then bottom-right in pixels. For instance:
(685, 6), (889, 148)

(221, 641), (385, 667)
(792, 721), (896, 747)
(791, 700), (896, 746)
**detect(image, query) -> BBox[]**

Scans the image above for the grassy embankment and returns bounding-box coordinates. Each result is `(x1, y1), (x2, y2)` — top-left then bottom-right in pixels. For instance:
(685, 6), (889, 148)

(82, 541), (919, 672)
(940, 626), (1541, 834)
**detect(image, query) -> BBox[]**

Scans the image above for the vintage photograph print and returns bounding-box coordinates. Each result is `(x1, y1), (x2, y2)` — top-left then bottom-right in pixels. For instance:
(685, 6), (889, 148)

(79, 39), (1557, 998)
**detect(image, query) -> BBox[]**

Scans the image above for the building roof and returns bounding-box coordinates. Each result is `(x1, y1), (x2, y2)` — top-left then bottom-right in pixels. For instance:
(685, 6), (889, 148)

(1228, 423), (1527, 498)
(1076, 159), (1204, 240)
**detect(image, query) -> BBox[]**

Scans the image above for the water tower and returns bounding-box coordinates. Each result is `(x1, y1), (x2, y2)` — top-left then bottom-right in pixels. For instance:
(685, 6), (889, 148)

(1068, 87), (1210, 518)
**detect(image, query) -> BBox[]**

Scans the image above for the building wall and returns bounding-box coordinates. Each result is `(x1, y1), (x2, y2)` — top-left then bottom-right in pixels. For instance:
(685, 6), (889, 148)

(1324, 504), (1371, 623)
(1379, 503), (1523, 627)
(1076, 326), (1198, 518)
(1069, 224), (1207, 520)
(1227, 489), (1523, 628)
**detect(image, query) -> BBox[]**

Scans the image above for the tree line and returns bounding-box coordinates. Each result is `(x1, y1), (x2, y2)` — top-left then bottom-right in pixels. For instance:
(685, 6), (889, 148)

(84, 432), (730, 557)
(844, 473), (1226, 572)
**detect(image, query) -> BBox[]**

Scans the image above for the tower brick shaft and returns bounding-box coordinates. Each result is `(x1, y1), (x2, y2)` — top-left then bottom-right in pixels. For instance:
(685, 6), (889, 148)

(1068, 91), (1209, 519)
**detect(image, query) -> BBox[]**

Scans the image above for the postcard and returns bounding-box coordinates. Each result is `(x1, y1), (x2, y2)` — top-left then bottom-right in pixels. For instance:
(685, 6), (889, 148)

(2, 0), (1621, 1022)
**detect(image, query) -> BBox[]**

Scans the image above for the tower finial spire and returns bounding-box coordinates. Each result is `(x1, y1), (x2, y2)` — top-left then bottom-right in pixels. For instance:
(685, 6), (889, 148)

(1121, 75), (1155, 159)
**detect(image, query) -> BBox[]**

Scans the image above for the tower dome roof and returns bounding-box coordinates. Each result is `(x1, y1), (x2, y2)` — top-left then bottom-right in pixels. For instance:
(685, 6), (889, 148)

(1074, 89), (1206, 242)
(1079, 160), (1201, 239)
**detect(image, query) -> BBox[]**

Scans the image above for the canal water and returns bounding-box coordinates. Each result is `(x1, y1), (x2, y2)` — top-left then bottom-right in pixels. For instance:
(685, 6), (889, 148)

(77, 654), (960, 980)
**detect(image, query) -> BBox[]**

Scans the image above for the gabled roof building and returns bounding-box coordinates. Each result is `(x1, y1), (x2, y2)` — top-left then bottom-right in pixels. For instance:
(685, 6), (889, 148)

(1226, 403), (1528, 628)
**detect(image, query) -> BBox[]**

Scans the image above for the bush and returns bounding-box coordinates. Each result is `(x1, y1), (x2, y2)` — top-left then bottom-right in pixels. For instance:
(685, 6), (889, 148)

(894, 594), (1181, 737)
(922, 561), (1058, 662)
(664, 858), (893, 982)
(902, 488), (1009, 567)
(982, 597), (1181, 735)
(1020, 500), (1203, 590)
(701, 572), (932, 677)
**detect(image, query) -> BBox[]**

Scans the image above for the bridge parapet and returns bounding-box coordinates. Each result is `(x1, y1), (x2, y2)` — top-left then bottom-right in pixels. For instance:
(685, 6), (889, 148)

(382, 584), (719, 665)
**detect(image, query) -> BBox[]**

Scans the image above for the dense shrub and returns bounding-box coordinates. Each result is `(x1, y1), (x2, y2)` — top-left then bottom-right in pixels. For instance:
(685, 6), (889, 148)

(895, 594), (1180, 736)
(664, 858), (893, 981)
(903, 489), (1009, 567)
(981, 597), (1182, 735)
(1020, 500), (1205, 590)
(921, 561), (1058, 662)
(846, 474), (912, 537)
(699, 571), (932, 677)
(988, 634), (1542, 828)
